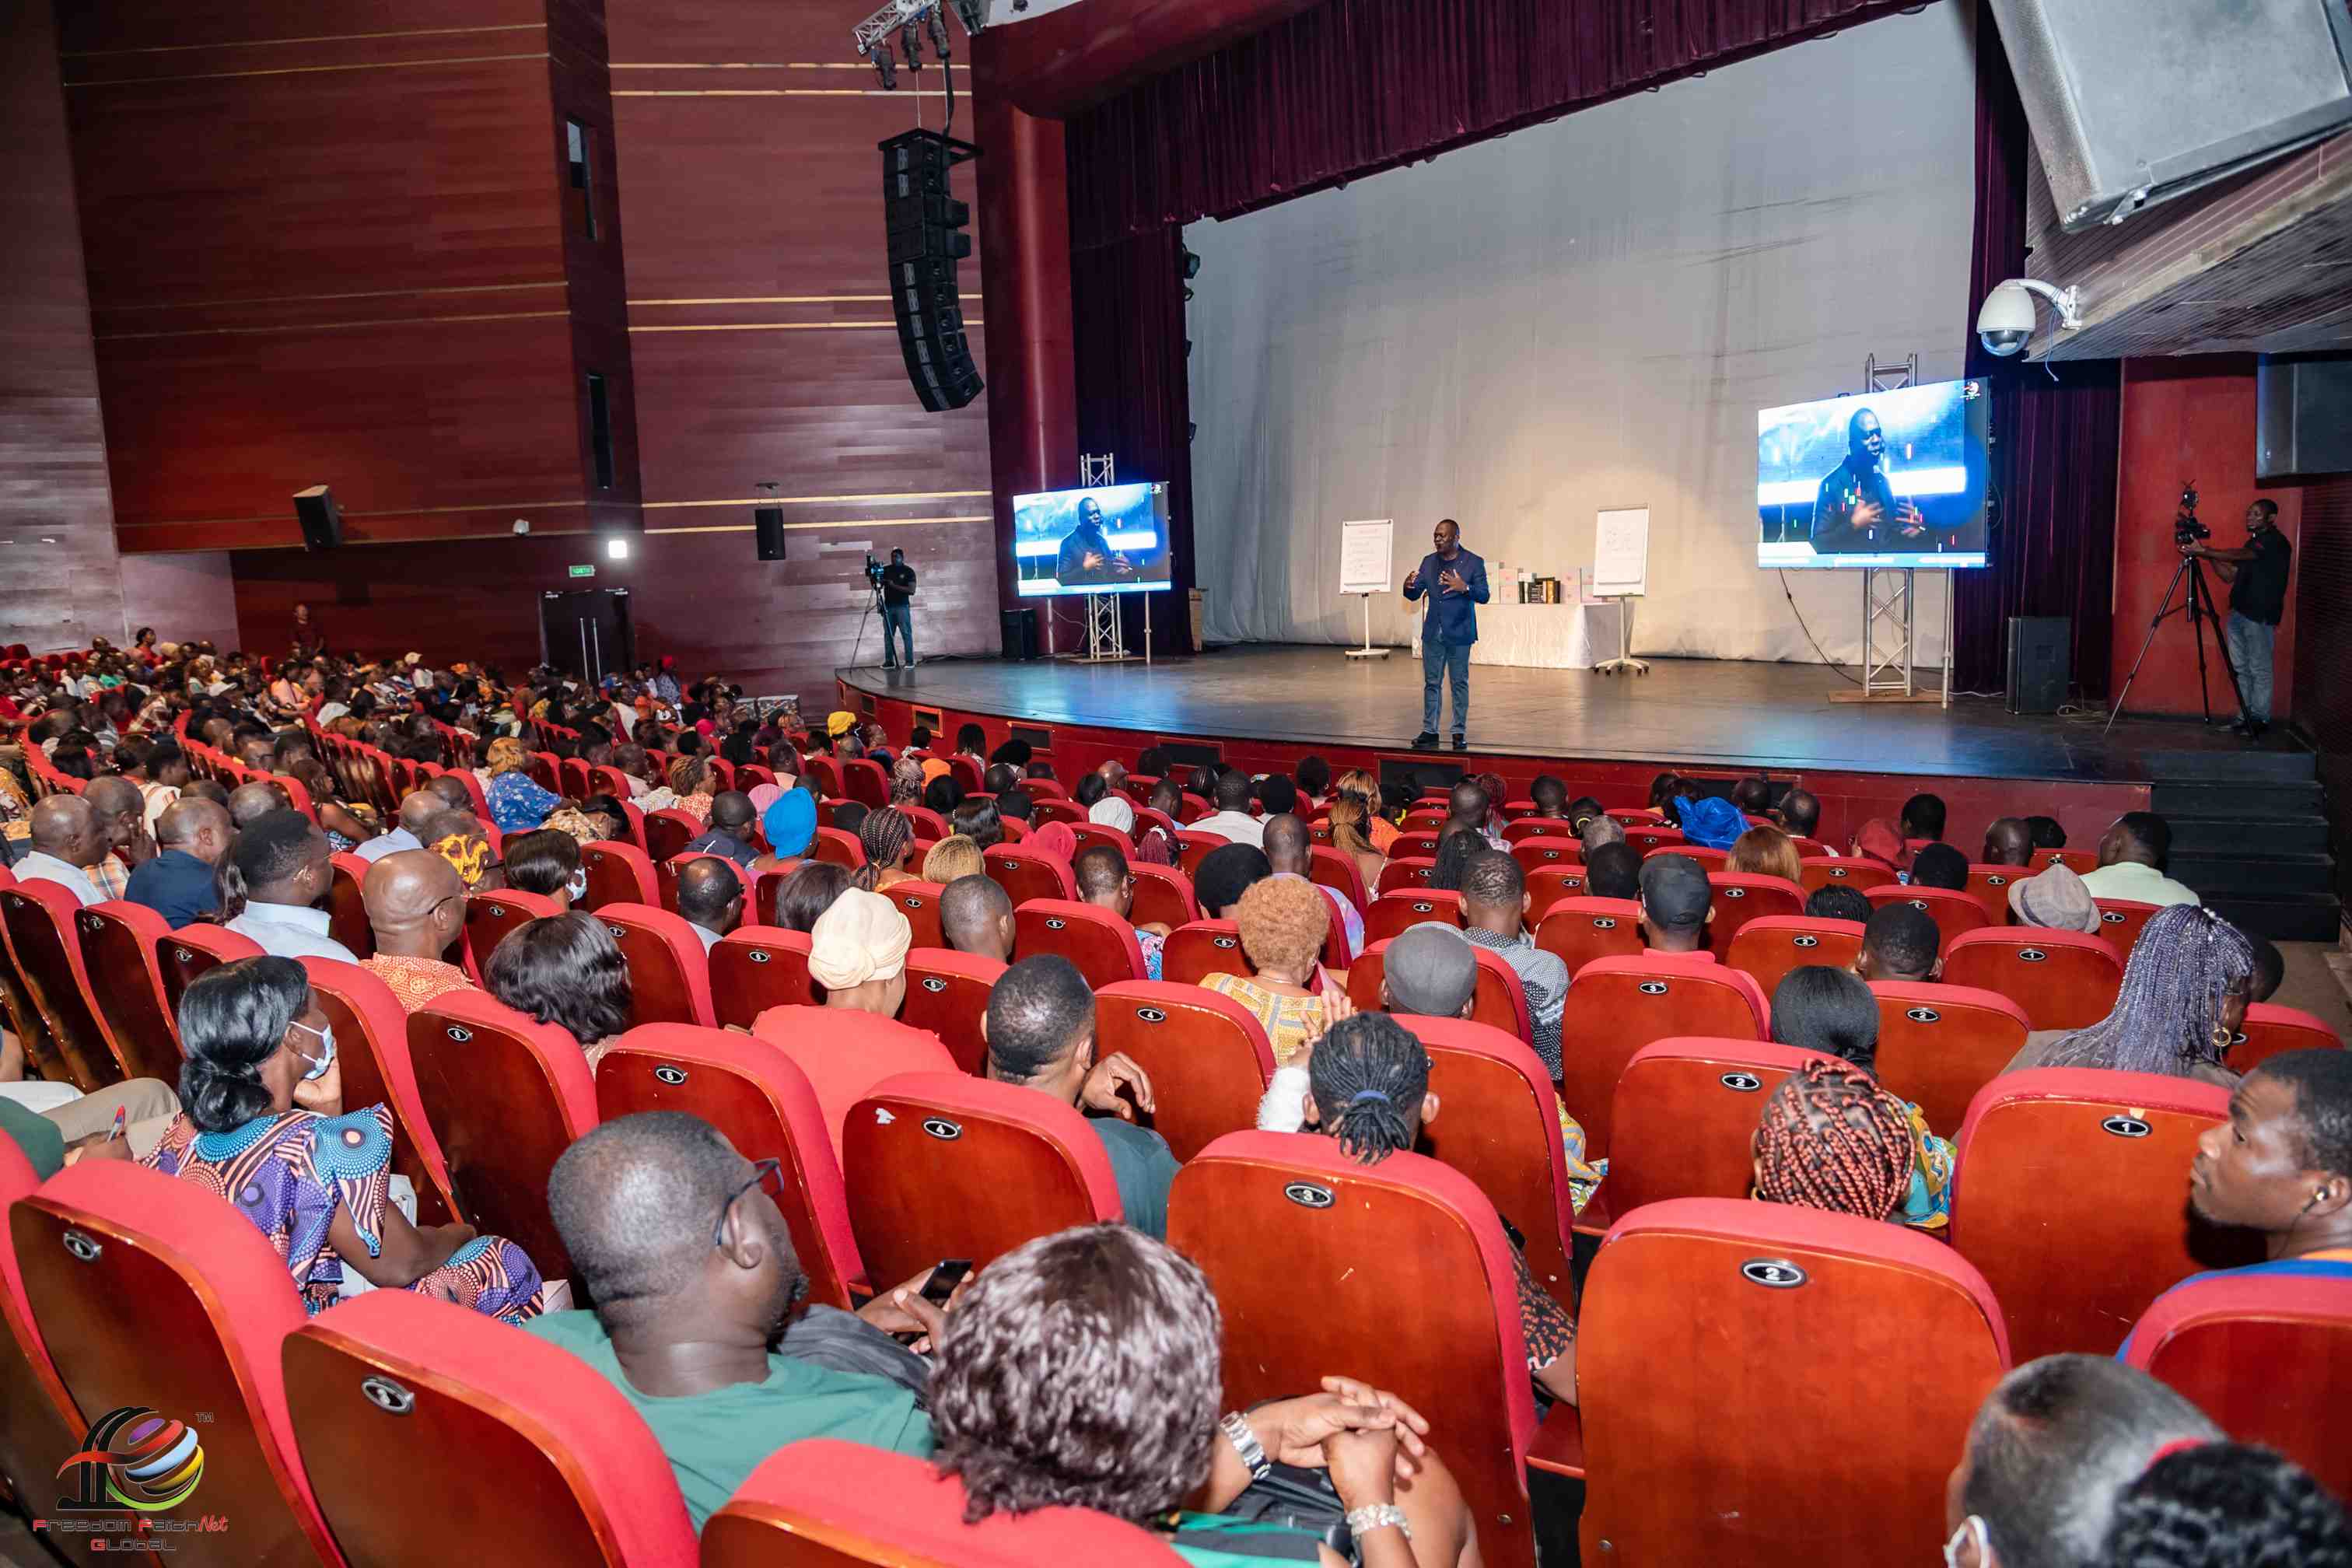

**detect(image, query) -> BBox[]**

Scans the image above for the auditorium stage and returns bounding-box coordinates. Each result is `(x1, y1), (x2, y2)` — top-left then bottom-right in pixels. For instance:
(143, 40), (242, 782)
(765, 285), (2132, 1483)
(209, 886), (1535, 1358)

(838, 645), (2299, 787)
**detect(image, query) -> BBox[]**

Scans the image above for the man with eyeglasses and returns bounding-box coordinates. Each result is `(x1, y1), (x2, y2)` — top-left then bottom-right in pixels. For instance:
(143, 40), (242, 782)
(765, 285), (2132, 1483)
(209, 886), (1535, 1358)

(527, 1111), (957, 1531)
(358, 850), (477, 1013)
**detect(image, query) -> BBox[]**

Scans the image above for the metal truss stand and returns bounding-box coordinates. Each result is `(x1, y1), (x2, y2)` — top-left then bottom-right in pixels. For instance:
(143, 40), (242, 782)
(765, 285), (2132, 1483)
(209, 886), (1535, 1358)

(1066, 452), (1146, 663)
(1827, 352), (1949, 709)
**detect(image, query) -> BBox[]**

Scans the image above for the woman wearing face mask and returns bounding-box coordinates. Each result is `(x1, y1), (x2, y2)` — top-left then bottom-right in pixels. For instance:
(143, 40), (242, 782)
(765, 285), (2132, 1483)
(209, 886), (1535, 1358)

(142, 957), (546, 1321)
(500, 827), (586, 911)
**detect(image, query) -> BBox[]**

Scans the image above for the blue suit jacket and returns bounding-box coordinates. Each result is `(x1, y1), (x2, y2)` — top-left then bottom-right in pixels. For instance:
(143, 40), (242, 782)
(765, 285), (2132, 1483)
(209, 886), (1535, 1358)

(1402, 548), (1489, 645)
(124, 848), (219, 930)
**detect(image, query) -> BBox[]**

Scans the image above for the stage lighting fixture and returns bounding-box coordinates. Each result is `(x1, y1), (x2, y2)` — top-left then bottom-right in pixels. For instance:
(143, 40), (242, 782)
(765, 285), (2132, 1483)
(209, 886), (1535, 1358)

(869, 45), (898, 89)
(1976, 278), (2080, 358)
(606, 537), (630, 561)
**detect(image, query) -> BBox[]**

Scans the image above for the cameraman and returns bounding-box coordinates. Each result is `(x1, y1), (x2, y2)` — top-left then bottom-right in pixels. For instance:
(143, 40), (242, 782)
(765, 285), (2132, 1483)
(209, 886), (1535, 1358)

(2181, 499), (2291, 740)
(879, 547), (918, 670)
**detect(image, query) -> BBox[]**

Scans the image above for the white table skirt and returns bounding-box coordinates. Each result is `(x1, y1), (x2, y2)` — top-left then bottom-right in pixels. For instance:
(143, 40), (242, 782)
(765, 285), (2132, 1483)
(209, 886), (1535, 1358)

(1412, 600), (1626, 670)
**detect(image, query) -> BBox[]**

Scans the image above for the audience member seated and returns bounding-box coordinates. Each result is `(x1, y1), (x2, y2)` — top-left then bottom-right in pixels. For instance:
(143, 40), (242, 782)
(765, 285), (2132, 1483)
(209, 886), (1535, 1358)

(921, 832), (985, 886)
(15, 794), (107, 906)
(1073, 844), (1168, 980)
(833, 802), (871, 838)
(852, 807), (918, 893)
(1584, 840), (1641, 901)
(1731, 775), (1772, 818)
(1752, 1053), (1917, 1225)
(2096, 1440), (2351, 1565)
(356, 788), (448, 865)
(1195, 842), (1274, 920)
(359, 849), (475, 1013)
(1444, 779), (1502, 852)
(2005, 904), (2252, 1084)
(1336, 768), (1398, 856)
(684, 791), (761, 869)
(0, 1049), (179, 1164)
(922, 772), (964, 817)
(145, 955), (543, 1319)
(2025, 816), (2068, 853)
(1527, 776), (1570, 822)
(1577, 810), (1627, 856)
(983, 761), (1020, 797)
(1086, 785), (1139, 848)
(2079, 811), (2200, 908)
(1909, 843), (1971, 891)
(807, 888), (912, 1017)
(1981, 817), (2035, 868)
(1727, 823), (1804, 887)
(1202, 874), (1334, 1067)
(426, 810), (501, 891)
(2247, 932), (2284, 1004)
(758, 863), (842, 936)
(1256, 774), (1300, 824)
(950, 796), (1004, 850)
(1945, 1355), (2220, 1568)
(1804, 883), (1874, 925)
(1855, 902), (1940, 982)
(1769, 965), (1952, 1227)
(1266, 811), (1362, 959)
(227, 778), (293, 832)
(1327, 793), (1386, 892)
(983, 955), (1176, 1237)
(291, 756), (379, 853)
(1850, 817), (1911, 879)
(1779, 786), (1825, 845)
(528, 1112), (946, 1530)
(931, 1222), (1479, 1566)
(1428, 828), (1482, 894)
(222, 808), (361, 961)
(939, 871), (1016, 963)
(126, 795), (231, 929)
(1636, 852), (1714, 957)
(2006, 862), (2103, 934)
(83, 775), (157, 899)
(1458, 850), (1566, 1074)
(994, 787), (1035, 834)
(677, 857), (745, 952)
(754, 788), (819, 876)
(481, 737), (561, 835)
(501, 827), (583, 910)
(1194, 769), (1268, 849)
(485, 912), (635, 1069)
(1901, 791), (1946, 844)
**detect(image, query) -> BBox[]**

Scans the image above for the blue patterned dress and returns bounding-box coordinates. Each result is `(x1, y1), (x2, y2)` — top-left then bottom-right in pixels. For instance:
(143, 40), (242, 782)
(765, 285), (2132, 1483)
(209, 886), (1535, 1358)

(142, 1104), (544, 1321)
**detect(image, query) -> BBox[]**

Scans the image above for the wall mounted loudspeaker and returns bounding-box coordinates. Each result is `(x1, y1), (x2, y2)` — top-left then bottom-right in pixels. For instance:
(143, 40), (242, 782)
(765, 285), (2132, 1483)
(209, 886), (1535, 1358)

(880, 128), (982, 412)
(754, 506), (787, 561)
(293, 485), (342, 551)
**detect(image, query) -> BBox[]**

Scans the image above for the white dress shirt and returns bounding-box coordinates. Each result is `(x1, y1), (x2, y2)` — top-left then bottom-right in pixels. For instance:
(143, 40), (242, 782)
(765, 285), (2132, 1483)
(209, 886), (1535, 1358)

(12, 851), (102, 908)
(353, 828), (424, 865)
(1190, 810), (1266, 849)
(2078, 860), (2202, 908)
(691, 922), (723, 952)
(226, 902), (360, 962)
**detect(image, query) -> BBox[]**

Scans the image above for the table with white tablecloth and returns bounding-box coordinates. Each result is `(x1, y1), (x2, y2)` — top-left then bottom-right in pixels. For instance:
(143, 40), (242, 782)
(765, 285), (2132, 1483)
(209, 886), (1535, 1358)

(1412, 600), (1626, 670)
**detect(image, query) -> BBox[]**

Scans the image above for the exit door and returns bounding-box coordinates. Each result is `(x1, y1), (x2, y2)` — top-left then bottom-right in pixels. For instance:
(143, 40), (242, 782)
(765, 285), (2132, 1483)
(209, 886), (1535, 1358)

(540, 588), (633, 686)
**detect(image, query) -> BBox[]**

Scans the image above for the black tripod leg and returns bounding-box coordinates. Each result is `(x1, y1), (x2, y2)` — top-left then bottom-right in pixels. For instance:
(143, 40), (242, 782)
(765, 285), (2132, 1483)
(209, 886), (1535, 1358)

(2188, 560), (2249, 724)
(2104, 555), (2196, 737)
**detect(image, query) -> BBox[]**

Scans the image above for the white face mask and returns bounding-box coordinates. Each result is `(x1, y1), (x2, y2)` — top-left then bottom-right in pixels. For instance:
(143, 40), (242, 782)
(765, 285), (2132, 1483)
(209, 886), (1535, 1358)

(290, 1018), (337, 1081)
(566, 869), (589, 901)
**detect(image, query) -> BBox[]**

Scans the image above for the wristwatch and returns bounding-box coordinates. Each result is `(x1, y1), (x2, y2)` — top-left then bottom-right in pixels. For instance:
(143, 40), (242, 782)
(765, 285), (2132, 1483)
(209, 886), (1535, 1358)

(1346, 1503), (1412, 1542)
(1219, 1412), (1270, 1482)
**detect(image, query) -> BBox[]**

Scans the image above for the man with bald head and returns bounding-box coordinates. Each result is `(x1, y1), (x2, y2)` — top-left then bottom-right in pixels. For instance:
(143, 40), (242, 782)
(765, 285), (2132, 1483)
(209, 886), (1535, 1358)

(424, 773), (474, 814)
(1981, 817), (2034, 869)
(227, 779), (292, 831)
(1262, 811), (1361, 961)
(82, 776), (158, 901)
(675, 857), (744, 951)
(15, 796), (108, 907)
(126, 796), (233, 929)
(355, 788), (446, 865)
(359, 850), (475, 1012)
(939, 872), (1014, 964)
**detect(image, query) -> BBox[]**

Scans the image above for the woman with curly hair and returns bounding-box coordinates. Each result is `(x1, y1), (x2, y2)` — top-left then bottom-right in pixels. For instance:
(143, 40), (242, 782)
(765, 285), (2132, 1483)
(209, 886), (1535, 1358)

(663, 755), (718, 826)
(2007, 902), (2257, 1087)
(1200, 873), (1335, 1068)
(484, 912), (635, 1070)
(1727, 823), (1805, 890)
(2098, 1440), (2351, 1567)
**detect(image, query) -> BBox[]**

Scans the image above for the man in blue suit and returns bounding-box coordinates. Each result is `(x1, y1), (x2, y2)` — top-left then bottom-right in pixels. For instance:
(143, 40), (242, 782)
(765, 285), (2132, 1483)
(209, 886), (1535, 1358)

(1402, 516), (1489, 751)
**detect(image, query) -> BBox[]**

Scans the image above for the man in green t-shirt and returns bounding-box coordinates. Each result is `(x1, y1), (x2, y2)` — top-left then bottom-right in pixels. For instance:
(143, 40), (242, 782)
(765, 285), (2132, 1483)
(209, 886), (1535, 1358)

(527, 1112), (947, 1531)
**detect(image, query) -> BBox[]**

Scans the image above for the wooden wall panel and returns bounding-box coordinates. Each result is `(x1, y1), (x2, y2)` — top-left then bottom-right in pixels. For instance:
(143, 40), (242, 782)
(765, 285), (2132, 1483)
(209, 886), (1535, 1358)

(0, 0), (123, 653)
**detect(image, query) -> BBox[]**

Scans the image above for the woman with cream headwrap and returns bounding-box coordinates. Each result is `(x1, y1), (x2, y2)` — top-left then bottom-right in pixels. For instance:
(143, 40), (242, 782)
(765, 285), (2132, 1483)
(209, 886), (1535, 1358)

(1087, 793), (1136, 841)
(807, 888), (912, 1016)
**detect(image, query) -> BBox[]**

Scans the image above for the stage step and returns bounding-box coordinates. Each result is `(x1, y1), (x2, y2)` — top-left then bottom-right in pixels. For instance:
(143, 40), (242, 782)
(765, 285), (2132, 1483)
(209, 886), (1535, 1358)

(2172, 851), (2334, 899)
(2203, 892), (2344, 945)
(2151, 781), (2326, 821)
(2139, 747), (2317, 785)
(2165, 813), (2333, 857)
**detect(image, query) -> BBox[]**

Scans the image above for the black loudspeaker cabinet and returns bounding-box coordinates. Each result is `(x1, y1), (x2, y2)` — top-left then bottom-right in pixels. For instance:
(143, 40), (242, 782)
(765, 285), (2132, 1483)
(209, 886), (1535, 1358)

(293, 485), (341, 551)
(999, 607), (1038, 662)
(2006, 616), (2071, 715)
(880, 129), (982, 413)
(754, 506), (787, 561)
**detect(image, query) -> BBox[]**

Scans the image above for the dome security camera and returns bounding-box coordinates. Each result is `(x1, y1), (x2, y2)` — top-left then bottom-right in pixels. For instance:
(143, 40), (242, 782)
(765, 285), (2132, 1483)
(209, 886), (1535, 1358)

(1976, 278), (2081, 358)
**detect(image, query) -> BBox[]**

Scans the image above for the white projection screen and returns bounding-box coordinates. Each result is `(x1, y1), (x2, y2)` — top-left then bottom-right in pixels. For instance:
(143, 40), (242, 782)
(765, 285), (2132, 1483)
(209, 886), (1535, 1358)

(1181, 3), (1979, 666)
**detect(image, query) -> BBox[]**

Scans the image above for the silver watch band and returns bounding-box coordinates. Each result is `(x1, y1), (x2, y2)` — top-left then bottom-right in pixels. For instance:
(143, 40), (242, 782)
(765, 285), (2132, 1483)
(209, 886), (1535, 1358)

(1346, 1503), (1412, 1542)
(1219, 1411), (1271, 1480)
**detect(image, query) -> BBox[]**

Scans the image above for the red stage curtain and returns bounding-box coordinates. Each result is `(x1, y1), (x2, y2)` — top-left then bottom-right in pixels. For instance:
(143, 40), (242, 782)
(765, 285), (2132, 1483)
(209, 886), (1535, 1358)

(1952, 0), (2121, 698)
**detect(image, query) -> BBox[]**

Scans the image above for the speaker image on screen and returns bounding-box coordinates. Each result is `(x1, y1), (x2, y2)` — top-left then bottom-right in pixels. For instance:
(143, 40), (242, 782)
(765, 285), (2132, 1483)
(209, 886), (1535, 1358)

(2007, 616), (2071, 715)
(754, 506), (787, 561)
(292, 485), (341, 551)
(880, 128), (982, 413)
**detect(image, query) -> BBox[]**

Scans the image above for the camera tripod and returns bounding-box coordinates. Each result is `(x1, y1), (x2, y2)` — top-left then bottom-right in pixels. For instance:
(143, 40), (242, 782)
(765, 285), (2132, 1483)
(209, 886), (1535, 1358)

(2105, 549), (2246, 737)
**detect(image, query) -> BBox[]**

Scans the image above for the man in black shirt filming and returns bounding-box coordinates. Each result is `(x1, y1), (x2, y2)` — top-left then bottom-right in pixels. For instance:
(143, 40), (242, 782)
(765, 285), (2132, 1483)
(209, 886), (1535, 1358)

(2182, 499), (2291, 739)
(879, 548), (918, 670)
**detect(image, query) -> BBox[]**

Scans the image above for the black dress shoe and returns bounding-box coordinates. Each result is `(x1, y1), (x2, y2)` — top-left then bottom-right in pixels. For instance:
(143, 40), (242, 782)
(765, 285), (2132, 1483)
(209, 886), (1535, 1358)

(1412, 731), (1439, 750)
(2244, 719), (2269, 742)
(1452, 735), (1468, 752)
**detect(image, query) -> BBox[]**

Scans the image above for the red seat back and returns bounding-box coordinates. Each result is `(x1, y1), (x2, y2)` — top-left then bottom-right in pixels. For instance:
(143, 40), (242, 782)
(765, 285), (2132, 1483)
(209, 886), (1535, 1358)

(1171, 1135), (1538, 1568)
(802, 756), (841, 797)
(0, 878), (117, 1090)
(596, 902), (717, 1028)
(579, 839), (659, 912)
(1092, 981), (1276, 1164)
(1724, 915), (1865, 1001)
(703, 1440), (1184, 1568)
(301, 957), (460, 1225)
(2227, 1001), (2343, 1073)
(1556, 957), (1768, 1158)
(843, 1072), (1122, 1287)
(74, 901), (184, 1083)
(1375, 856), (1437, 894)
(841, 758), (889, 809)
(326, 851), (374, 960)
(1524, 862), (1591, 914)
(642, 808), (702, 866)
(1389, 830), (1441, 861)
(0, 1136), (80, 1515)
(1509, 837), (1583, 873)
(1363, 888), (1465, 946)
(2123, 1270), (2352, 1504)
(1012, 899), (1146, 991)
(1305, 844), (1368, 912)
(983, 843), (1075, 906)
(1503, 816), (1575, 842)
(1800, 856), (1896, 893)
(709, 926), (816, 1029)
(2032, 846), (2099, 874)
(896, 947), (1002, 1076)
(812, 825), (864, 870)
(1577, 1199), (2008, 1564)
(1626, 825), (1685, 855)
(870, 878), (945, 950)
(1409, 1014), (1579, 1304)
(461, 887), (562, 985)
(154, 922), (266, 1033)
(2092, 898), (2163, 957)
(1532, 897), (1643, 978)
(1705, 872), (1805, 953)
(593, 1024), (866, 1307)
(1865, 884), (1992, 950)
(1940, 928), (2123, 1031)
(1126, 861), (1199, 929)
(1064, 821), (1125, 859)
(407, 989), (600, 1281)
(15, 1162), (341, 1566)
(1962, 863), (2028, 922)
(1867, 981), (2035, 1136)
(1347, 936), (1531, 1043)
(1949, 1068), (2261, 1363)
(1605, 1039), (1817, 1216)
(1157, 919), (1248, 988)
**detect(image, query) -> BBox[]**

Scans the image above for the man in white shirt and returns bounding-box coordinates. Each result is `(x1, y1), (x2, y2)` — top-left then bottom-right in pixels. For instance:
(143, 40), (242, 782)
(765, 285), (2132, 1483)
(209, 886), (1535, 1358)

(221, 809), (360, 962)
(12, 796), (109, 908)
(675, 856), (744, 953)
(1190, 770), (1266, 849)
(2077, 811), (2202, 909)
(354, 789), (446, 865)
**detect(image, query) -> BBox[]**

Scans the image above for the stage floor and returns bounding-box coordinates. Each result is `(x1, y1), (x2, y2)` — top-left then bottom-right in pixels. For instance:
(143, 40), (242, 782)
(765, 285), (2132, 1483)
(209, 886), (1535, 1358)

(842, 645), (2303, 783)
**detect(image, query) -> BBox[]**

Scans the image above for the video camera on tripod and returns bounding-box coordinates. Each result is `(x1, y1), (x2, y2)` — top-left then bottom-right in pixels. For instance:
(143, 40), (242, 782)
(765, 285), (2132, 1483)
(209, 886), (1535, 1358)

(863, 552), (887, 591)
(2173, 483), (2210, 546)
(2108, 478), (2245, 734)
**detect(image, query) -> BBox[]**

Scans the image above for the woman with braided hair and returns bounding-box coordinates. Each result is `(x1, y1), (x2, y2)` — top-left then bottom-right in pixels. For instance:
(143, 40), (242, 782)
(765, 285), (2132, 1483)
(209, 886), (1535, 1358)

(1750, 1057), (1917, 1222)
(1280, 1010), (1580, 1407)
(1771, 965), (1954, 1229)
(852, 806), (917, 893)
(2006, 903), (2258, 1087)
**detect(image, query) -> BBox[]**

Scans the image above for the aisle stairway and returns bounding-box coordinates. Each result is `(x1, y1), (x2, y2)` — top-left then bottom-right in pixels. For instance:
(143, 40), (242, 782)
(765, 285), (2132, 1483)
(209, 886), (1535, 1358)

(2146, 749), (2340, 942)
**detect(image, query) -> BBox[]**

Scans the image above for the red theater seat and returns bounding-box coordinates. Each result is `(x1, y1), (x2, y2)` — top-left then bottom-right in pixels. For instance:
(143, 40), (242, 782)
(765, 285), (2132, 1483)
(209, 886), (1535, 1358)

(1962, 863), (2027, 922)
(1510, 837), (1583, 873)
(1363, 887), (1465, 946)
(593, 1024), (866, 1307)
(812, 825), (864, 871)
(2122, 1270), (2352, 1504)
(285, 1291), (697, 1568)
(0, 1136), (79, 1514)
(1158, 919), (1248, 988)
(1603, 1038), (1817, 1217)
(1376, 856), (1438, 894)
(984, 842), (1075, 907)
(1533, 897), (1643, 975)
(1800, 856), (1897, 894)
(1031, 798), (1085, 828)
(14, 1161), (345, 1566)
(2092, 898), (2162, 957)
(597, 902), (718, 1028)
(461, 887), (562, 985)
(73, 901), (184, 1083)
(301, 957), (459, 1225)
(898, 947), (1003, 1076)
(2032, 846), (2100, 875)
(1706, 872), (1804, 953)
(1092, 982), (1276, 1163)
(1171, 1134), (1538, 1568)
(702, 1440), (1184, 1568)
(1626, 825), (1685, 855)
(1013, 899), (1146, 990)
(841, 758), (889, 809)
(1865, 884), (1993, 951)
(1676, 846), (1730, 871)
(753, 1006), (960, 1164)
(843, 1071), (1122, 1287)
(1524, 863), (1591, 914)
(709, 926), (817, 1029)
(1576, 1199), (2009, 1564)
(642, 807), (702, 866)
(0, 877), (118, 1090)
(1407, 1014), (1580, 1304)
(153, 921), (265, 1029)
(1949, 1069), (2260, 1363)
(1725, 915), (1866, 1000)
(1127, 861), (1199, 930)
(1868, 981), (2035, 1136)
(1940, 928), (2123, 1031)
(580, 839), (660, 912)
(1306, 844), (1369, 913)
(1066, 821), (1126, 859)
(1556, 957), (1767, 1158)
(327, 851), (374, 959)
(750, 861), (804, 928)
(2227, 1001), (2343, 1073)
(1347, 936), (1531, 1044)
(871, 877), (945, 949)
(1503, 817), (1575, 842)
